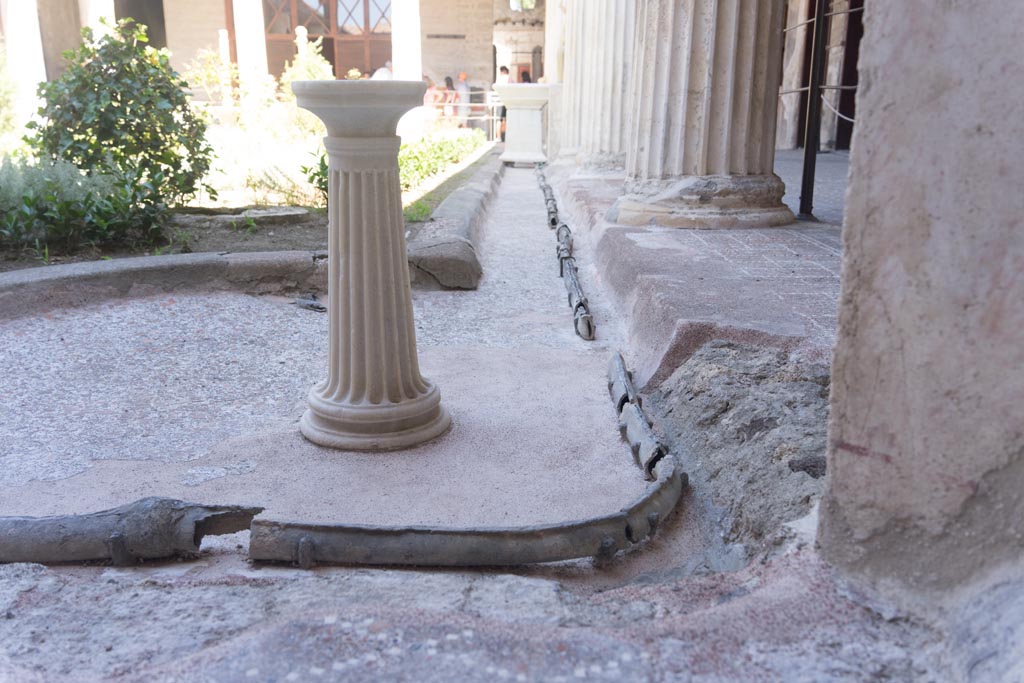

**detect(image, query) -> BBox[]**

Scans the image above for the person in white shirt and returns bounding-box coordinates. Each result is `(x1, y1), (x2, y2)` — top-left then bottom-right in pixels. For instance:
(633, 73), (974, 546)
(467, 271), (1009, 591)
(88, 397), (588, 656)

(371, 60), (393, 80)
(455, 71), (471, 127)
(494, 66), (510, 141)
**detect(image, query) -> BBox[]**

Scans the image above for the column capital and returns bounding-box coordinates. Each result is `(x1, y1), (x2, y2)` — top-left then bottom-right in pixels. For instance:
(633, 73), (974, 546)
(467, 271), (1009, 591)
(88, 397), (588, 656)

(292, 80), (427, 138)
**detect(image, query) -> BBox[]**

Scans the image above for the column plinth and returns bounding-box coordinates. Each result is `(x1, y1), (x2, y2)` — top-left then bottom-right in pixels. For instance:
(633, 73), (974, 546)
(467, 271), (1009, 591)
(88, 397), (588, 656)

(613, 0), (795, 229)
(614, 174), (793, 229)
(293, 81), (450, 451)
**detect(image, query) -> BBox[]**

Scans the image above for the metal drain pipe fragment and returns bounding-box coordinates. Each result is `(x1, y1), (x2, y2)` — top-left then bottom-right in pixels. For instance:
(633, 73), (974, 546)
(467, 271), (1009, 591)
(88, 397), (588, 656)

(0, 498), (263, 565)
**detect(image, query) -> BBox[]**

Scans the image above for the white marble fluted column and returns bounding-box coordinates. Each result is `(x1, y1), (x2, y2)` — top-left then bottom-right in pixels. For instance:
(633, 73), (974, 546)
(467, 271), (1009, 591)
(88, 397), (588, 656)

(577, 0), (635, 166)
(612, 0), (794, 229)
(292, 81), (450, 451)
(558, 0), (586, 157)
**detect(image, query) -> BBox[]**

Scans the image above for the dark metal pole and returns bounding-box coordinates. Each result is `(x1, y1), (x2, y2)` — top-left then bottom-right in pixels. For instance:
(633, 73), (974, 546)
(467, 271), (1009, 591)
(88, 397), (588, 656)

(799, 0), (829, 219)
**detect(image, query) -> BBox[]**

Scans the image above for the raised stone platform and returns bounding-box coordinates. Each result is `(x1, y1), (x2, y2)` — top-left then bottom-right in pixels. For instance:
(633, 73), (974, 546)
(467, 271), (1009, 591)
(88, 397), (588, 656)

(0, 290), (655, 553)
(552, 168), (842, 389)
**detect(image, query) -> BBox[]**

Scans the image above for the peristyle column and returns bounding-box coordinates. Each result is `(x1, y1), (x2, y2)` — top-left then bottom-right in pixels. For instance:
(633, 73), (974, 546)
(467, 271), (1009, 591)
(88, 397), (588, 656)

(576, 0), (635, 166)
(293, 81), (450, 450)
(613, 0), (794, 229)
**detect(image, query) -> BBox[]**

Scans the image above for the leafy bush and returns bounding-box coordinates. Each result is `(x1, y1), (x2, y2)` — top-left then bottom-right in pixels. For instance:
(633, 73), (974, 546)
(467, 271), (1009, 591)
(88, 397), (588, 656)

(182, 48), (238, 106)
(279, 29), (335, 96)
(279, 29), (334, 138)
(302, 129), (488, 203)
(27, 20), (214, 206)
(0, 158), (164, 252)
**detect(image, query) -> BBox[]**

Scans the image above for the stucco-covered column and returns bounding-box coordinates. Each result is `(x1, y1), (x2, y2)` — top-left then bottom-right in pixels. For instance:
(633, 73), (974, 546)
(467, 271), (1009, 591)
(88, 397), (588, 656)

(775, 0), (809, 151)
(819, 0), (849, 152)
(0, 0), (47, 129)
(819, 1), (1024, 594)
(391, 0), (426, 141)
(391, 0), (421, 81)
(557, 0), (586, 157)
(543, 0), (565, 85)
(612, 0), (793, 229)
(232, 0), (269, 86)
(292, 81), (450, 451)
(542, 0), (565, 157)
(575, 0), (635, 166)
(77, 0), (115, 33)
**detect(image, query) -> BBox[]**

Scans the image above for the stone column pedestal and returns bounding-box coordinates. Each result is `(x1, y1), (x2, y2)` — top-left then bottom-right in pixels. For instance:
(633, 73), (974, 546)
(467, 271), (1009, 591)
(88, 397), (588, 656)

(292, 81), (450, 451)
(613, 0), (794, 229)
(494, 83), (550, 165)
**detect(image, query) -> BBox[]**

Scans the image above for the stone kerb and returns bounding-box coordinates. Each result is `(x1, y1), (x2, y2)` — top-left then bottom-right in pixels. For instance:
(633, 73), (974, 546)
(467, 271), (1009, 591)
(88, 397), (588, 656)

(0, 251), (328, 322)
(407, 149), (505, 289)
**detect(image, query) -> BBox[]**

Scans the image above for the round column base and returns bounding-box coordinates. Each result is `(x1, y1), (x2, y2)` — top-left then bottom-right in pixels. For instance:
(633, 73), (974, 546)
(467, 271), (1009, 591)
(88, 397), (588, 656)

(300, 383), (451, 451)
(609, 174), (796, 229)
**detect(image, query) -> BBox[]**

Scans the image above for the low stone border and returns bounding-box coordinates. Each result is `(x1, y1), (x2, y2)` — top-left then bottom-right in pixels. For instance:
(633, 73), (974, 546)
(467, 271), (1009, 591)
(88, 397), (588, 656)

(248, 457), (683, 568)
(247, 351), (685, 568)
(170, 206), (312, 227)
(406, 149), (506, 289)
(0, 250), (328, 321)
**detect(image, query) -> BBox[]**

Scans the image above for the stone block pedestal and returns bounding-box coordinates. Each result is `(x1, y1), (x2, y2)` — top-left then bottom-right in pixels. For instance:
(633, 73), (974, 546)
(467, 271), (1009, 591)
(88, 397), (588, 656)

(494, 84), (550, 165)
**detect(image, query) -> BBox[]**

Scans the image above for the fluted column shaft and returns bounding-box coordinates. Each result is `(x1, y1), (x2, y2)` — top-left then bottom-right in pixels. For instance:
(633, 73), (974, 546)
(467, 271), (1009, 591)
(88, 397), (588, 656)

(577, 0), (635, 166)
(614, 0), (794, 228)
(559, 0), (586, 155)
(293, 81), (449, 451)
(559, 0), (635, 166)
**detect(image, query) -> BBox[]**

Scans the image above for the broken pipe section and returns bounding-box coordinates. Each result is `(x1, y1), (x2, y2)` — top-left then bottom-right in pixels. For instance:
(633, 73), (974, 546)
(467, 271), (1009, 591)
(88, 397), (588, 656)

(0, 497), (262, 565)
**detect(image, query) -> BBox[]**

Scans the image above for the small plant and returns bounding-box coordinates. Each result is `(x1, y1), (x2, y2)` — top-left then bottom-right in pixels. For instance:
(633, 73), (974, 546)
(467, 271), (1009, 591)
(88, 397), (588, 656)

(27, 20), (215, 206)
(171, 228), (193, 253)
(301, 152), (330, 206)
(31, 240), (50, 264)
(403, 200), (432, 223)
(229, 215), (258, 236)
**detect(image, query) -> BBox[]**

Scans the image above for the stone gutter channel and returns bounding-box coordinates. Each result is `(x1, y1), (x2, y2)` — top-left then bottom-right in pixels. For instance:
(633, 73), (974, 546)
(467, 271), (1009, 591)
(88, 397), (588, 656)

(0, 166), (686, 569)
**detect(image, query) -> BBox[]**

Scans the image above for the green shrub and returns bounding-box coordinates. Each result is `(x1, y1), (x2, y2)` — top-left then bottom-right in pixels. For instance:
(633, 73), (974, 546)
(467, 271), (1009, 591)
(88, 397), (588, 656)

(26, 20), (214, 206)
(302, 129), (487, 203)
(279, 29), (335, 96)
(398, 129), (487, 191)
(182, 48), (238, 106)
(0, 158), (164, 252)
(279, 29), (334, 138)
